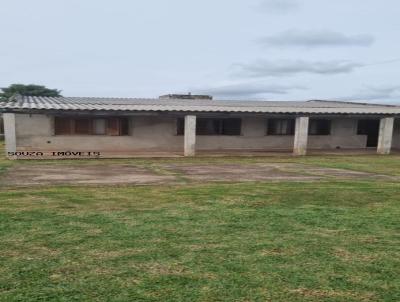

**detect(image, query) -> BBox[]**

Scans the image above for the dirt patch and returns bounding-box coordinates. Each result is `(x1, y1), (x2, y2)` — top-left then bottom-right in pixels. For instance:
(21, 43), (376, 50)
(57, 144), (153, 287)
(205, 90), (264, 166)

(163, 163), (320, 182)
(162, 163), (396, 183)
(0, 162), (397, 187)
(0, 164), (176, 186)
(287, 165), (394, 180)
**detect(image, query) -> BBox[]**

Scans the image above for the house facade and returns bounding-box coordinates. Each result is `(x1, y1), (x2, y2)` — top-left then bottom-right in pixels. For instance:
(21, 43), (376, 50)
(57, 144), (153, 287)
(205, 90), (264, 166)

(1, 95), (400, 159)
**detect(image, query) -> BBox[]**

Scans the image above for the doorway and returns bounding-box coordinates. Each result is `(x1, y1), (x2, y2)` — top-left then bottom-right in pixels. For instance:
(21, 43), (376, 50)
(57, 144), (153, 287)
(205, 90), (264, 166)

(357, 119), (380, 147)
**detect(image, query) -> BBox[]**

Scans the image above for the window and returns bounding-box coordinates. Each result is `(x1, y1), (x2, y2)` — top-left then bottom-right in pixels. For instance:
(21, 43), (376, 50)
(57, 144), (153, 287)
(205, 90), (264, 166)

(309, 119), (331, 135)
(75, 119), (92, 135)
(93, 119), (106, 135)
(54, 117), (72, 135)
(357, 119), (379, 135)
(267, 119), (295, 135)
(54, 117), (130, 136)
(177, 119), (184, 135)
(120, 118), (130, 136)
(221, 119), (242, 135)
(106, 118), (130, 136)
(176, 118), (241, 135)
(107, 118), (121, 136)
(197, 119), (220, 135)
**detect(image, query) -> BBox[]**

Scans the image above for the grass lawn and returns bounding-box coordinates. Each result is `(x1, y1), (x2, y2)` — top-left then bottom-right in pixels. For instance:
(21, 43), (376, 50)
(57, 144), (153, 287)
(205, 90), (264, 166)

(1, 182), (400, 301)
(0, 141), (400, 301)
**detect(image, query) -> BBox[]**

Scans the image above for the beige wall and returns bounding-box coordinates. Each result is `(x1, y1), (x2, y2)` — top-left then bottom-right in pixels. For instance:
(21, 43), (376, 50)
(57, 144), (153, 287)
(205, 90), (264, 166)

(197, 117), (295, 150)
(197, 117), (367, 150)
(15, 114), (183, 152)
(14, 114), (370, 155)
(308, 118), (366, 149)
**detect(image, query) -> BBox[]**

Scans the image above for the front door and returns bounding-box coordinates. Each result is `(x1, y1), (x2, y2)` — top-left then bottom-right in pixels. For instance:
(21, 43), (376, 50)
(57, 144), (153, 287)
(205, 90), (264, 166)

(357, 120), (380, 147)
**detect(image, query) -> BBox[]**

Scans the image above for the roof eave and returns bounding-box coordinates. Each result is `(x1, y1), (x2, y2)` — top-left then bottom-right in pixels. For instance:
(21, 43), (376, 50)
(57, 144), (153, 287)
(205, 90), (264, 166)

(1, 107), (400, 116)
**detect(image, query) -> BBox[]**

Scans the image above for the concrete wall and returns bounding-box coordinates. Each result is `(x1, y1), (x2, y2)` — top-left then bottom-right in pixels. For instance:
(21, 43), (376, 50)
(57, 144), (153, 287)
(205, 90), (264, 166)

(13, 114), (368, 156)
(197, 117), (366, 150)
(197, 117), (294, 150)
(15, 114), (183, 152)
(308, 118), (367, 149)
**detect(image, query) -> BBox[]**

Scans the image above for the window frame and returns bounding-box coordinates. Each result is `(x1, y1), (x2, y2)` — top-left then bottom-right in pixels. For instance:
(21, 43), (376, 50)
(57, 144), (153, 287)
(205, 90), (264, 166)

(74, 118), (92, 135)
(176, 118), (242, 136)
(308, 119), (331, 136)
(357, 119), (380, 135)
(54, 117), (73, 135)
(93, 118), (107, 135)
(54, 117), (130, 136)
(266, 118), (295, 136)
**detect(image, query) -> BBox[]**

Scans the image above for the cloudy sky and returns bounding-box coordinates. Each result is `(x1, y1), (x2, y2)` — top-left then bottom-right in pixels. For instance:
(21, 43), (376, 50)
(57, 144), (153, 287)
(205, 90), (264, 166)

(1, 0), (400, 103)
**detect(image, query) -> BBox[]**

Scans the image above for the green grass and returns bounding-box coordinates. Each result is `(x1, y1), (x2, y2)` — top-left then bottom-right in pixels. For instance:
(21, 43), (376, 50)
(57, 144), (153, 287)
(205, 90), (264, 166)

(1, 181), (399, 301)
(1, 141), (400, 301)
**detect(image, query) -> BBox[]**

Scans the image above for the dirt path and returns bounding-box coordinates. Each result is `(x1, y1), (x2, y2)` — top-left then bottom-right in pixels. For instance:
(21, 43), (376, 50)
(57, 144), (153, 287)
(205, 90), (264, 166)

(0, 162), (397, 187)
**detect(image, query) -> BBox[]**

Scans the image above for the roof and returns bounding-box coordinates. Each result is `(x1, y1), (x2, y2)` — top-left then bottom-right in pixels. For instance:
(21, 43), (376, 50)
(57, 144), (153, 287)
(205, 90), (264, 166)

(1, 95), (400, 115)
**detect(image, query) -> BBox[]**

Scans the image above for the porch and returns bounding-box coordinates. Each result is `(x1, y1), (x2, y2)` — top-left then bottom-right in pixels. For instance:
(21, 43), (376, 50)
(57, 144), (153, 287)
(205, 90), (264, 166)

(182, 115), (398, 157)
(2, 112), (399, 159)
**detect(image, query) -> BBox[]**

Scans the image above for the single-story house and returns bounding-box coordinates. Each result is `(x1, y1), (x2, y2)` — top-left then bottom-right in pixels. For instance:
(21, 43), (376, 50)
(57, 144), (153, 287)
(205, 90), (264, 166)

(1, 94), (400, 159)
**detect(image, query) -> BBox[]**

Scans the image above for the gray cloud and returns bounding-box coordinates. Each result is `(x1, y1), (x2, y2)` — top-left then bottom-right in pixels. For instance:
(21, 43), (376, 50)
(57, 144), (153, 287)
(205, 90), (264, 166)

(258, 30), (375, 48)
(337, 85), (400, 103)
(256, 0), (300, 14)
(195, 82), (306, 98)
(233, 59), (363, 77)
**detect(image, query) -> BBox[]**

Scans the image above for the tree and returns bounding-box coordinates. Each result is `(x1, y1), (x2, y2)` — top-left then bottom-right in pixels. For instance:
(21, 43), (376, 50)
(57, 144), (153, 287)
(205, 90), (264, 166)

(0, 84), (62, 101)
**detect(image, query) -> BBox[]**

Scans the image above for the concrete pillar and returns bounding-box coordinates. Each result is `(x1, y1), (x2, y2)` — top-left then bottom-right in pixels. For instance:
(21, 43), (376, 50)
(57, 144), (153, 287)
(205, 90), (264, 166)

(184, 115), (196, 156)
(3, 113), (16, 156)
(377, 117), (394, 155)
(293, 116), (309, 156)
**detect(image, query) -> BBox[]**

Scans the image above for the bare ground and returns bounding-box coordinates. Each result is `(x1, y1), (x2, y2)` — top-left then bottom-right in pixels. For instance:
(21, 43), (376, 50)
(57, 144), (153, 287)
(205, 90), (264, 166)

(0, 165), (175, 186)
(0, 162), (397, 187)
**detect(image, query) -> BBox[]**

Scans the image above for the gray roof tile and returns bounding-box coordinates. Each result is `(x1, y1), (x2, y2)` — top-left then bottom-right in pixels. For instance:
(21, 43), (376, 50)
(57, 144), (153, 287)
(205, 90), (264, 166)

(1, 96), (399, 115)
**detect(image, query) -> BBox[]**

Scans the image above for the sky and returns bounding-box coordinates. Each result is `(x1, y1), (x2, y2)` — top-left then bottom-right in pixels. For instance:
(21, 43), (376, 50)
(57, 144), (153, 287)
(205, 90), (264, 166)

(1, 0), (400, 103)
